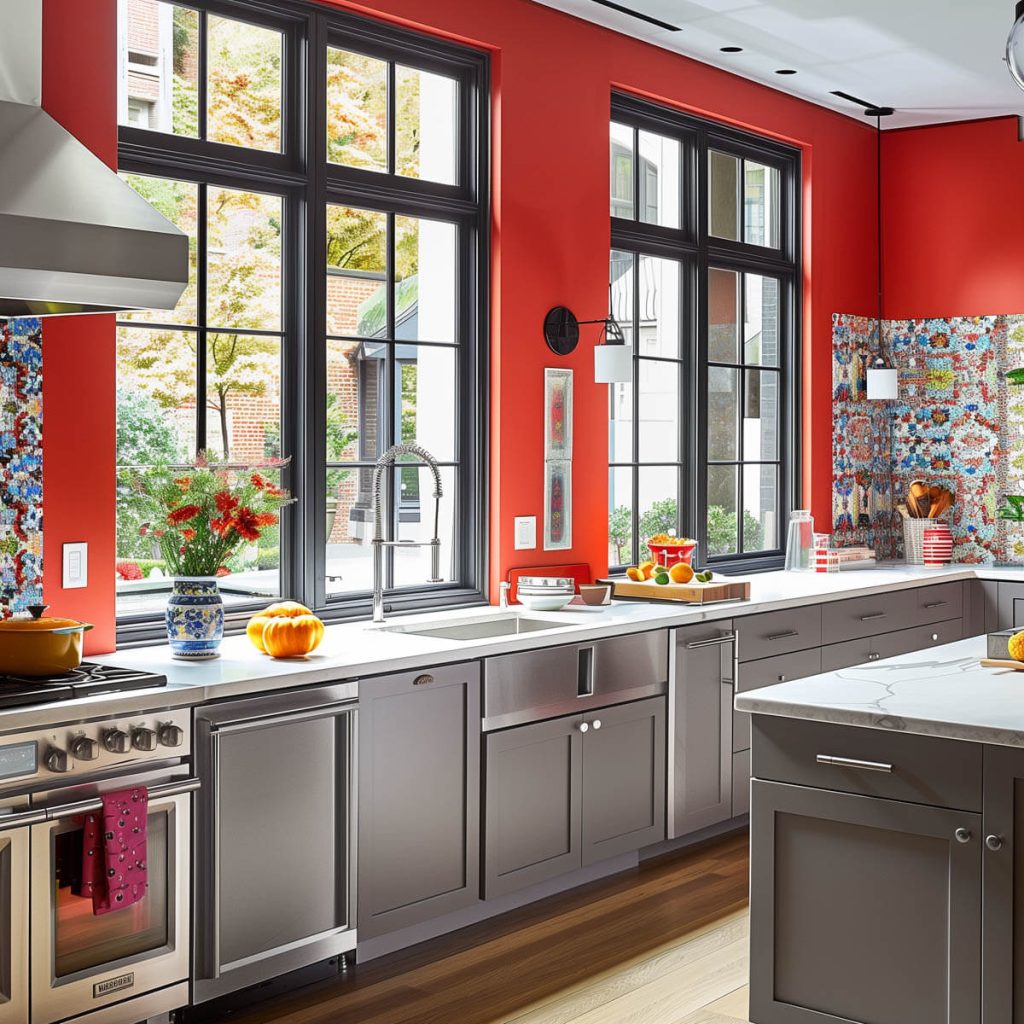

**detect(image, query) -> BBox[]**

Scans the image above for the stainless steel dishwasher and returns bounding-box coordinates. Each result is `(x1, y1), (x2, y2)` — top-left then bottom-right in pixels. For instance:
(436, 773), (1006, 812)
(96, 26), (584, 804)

(192, 680), (358, 1004)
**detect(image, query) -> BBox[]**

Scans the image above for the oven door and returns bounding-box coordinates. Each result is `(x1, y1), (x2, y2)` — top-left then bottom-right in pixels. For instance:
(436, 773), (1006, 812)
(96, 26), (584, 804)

(30, 780), (196, 1024)
(0, 812), (33, 1024)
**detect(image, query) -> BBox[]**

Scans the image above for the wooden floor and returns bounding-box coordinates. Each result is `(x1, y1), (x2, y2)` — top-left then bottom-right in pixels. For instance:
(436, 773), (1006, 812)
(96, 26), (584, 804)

(231, 831), (751, 1024)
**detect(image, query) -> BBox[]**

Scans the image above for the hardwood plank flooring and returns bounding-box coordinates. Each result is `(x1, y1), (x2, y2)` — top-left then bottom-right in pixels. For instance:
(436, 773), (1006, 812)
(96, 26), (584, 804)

(229, 831), (751, 1024)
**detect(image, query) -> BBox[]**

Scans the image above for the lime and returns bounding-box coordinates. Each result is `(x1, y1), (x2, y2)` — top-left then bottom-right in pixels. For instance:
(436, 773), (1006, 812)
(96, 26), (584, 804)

(654, 572), (670, 586)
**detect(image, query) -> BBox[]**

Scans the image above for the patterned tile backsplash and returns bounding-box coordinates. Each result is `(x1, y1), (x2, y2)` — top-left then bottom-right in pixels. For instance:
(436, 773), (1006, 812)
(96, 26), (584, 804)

(0, 318), (42, 615)
(833, 312), (1024, 564)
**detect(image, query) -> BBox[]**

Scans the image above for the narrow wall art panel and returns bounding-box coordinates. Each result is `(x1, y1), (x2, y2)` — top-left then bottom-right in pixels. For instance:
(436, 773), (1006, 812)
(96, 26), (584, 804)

(544, 368), (573, 550)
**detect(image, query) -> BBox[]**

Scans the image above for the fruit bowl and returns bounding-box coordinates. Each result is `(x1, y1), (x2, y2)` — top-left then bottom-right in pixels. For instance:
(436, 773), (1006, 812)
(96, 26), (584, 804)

(647, 538), (698, 568)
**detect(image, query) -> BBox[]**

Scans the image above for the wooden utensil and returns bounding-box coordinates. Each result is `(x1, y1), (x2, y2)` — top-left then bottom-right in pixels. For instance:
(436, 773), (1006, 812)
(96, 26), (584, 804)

(908, 480), (931, 518)
(981, 659), (1024, 671)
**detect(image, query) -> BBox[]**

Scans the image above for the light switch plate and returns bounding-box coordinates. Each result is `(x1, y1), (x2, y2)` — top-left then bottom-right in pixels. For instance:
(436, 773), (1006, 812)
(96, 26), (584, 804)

(514, 516), (537, 551)
(63, 542), (88, 589)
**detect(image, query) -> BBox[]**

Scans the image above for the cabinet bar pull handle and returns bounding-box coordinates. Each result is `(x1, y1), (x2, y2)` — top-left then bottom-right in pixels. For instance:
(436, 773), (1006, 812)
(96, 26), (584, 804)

(686, 632), (738, 650)
(860, 613), (887, 622)
(767, 630), (799, 641)
(816, 754), (893, 774)
(924, 601), (948, 609)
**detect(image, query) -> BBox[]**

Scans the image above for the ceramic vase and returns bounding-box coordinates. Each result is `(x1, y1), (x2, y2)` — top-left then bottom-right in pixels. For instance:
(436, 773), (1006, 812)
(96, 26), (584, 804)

(166, 577), (224, 660)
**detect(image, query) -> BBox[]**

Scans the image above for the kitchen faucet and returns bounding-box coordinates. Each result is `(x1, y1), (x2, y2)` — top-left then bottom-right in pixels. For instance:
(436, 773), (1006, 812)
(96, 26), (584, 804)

(371, 443), (443, 623)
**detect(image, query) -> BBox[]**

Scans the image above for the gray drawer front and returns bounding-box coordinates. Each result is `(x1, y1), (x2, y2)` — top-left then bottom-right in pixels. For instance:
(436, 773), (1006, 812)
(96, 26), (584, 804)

(821, 589), (909, 644)
(734, 648), (822, 753)
(738, 606), (822, 662)
(752, 716), (982, 812)
(821, 618), (963, 673)
(483, 631), (667, 730)
(913, 581), (963, 626)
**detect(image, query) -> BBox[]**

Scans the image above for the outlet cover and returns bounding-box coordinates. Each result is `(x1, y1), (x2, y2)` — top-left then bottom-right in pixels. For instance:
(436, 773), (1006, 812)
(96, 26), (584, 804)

(63, 542), (88, 589)
(514, 516), (537, 551)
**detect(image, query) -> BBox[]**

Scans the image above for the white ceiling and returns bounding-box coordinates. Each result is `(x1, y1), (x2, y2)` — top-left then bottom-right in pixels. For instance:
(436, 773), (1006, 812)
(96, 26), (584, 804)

(533, 0), (1024, 129)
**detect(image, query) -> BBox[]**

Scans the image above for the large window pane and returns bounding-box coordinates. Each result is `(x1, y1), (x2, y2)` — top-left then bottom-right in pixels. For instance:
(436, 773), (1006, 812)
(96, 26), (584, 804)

(394, 466), (457, 586)
(609, 467), (635, 568)
(637, 256), (681, 359)
(207, 15), (282, 152)
(327, 339), (378, 463)
(118, 2), (198, 138)
(609, 379), (633, 464)
(638, 130), (680, 229)
(610, 250), (634, 348)
(638, 467), (678, 545)
(326, 205), (387, 337)
(744, 161), (781, 248)
(709, 151), (740, 241)
(326, 467), (374, 595)
(395, 345), (458, 462)
(744, 274), (780, 366)
(743, 465), (779, 552)
(638, 360), (679, 463)
(707, 465), (738, 556)
(708, 269), (739, 363)
(326, 47), (388, 171)
(397, 66), (458, 185)
(744, 369), (780, 462)
(204, 332), (281, 461)
(708, 366), (739, 461)
(207, 188), (282, 332)
(120, 174), (198, 325)
(396, 217), (457, 343)
(610, 123), (635, 220)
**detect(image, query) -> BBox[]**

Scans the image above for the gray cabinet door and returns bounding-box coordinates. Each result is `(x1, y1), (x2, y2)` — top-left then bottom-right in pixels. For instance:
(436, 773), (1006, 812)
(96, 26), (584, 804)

(670, 622), (734, 838)
(998, 583), (1024, 630)
(484, 715), (582, 898)
(981, 744), (1024, 1024)
(581, 697), (666, 866)
(358, 663), (481, 939)
(750, 779), (981, 1024)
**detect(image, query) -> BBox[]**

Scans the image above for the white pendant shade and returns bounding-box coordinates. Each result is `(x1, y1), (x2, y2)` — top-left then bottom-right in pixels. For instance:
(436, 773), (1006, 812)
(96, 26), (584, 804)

(867, 366), (898, 401)
(595, 344), (632, 384)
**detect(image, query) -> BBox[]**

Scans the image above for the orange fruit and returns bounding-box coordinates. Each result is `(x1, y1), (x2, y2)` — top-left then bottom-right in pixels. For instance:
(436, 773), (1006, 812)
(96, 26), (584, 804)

(626, 567), (643, 582)
(638, 560), (657, 580)
(668, 562), (695, 584)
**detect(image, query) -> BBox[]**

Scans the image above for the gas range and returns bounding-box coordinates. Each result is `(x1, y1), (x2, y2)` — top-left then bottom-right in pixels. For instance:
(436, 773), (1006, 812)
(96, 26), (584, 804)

(0, 662), (168, 710)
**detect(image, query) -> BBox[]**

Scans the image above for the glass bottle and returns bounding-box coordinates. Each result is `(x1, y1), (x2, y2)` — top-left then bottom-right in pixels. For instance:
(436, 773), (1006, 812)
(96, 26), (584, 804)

(784, 509), (815, 572)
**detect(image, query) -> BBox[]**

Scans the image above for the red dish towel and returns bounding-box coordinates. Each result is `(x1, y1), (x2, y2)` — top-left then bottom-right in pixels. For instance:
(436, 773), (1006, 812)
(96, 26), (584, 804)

(80, 787), (149, 915)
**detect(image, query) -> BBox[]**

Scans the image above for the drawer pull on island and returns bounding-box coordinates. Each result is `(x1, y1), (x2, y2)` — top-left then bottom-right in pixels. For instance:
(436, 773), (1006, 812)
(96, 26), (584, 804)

(924, 601), (948, 610)
(815, 754), (894, 774)
(987, 834), (1005, 851)
(685, 631), (738, 650)
(767, 630), (799, 642)
(955, 827), (972, 844)
(860, 613), (887, 622)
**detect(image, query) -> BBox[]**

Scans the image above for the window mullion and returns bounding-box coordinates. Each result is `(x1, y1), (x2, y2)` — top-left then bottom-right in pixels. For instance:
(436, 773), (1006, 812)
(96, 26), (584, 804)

(196, 183), (208, 454)
(198, 9), (208, 141)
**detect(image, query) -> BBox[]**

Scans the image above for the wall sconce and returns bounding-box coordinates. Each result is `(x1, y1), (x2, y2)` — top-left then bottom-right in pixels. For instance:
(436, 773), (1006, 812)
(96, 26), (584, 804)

(866, 355), (898, 401)
(543, 305), (632, 384)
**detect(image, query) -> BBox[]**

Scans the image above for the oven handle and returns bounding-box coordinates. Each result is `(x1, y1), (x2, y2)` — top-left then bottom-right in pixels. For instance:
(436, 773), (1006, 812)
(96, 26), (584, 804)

(0, 807), (47, 830)
(43, 777), (202, 822)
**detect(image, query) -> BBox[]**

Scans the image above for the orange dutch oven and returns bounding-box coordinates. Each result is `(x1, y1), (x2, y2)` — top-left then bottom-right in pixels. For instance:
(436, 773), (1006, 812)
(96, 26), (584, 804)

(0, 605), (94, 677)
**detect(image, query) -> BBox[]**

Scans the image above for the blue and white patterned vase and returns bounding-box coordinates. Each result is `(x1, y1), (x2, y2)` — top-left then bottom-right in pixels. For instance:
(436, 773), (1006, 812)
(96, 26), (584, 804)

(166, 577), (224, 660)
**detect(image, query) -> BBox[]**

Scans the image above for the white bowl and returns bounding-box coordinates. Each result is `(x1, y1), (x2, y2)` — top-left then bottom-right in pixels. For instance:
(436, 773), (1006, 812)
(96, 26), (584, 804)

(516, 592), (574, 612)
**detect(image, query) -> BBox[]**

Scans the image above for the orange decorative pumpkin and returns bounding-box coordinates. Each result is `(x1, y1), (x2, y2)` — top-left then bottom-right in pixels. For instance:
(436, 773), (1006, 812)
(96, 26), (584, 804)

(261, 613), (325, 659)
(246, 601), (314, 653)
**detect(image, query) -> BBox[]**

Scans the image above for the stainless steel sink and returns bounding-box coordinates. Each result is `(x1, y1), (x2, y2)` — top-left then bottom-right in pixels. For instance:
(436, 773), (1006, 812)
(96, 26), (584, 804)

(382, 615), (570, 642)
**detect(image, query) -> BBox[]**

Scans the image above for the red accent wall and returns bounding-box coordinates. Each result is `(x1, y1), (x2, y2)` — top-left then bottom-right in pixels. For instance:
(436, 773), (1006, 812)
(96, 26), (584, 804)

(40, 0), (878, 647)
(41, 0), (118, 653)
(882, 116), (1024, 318)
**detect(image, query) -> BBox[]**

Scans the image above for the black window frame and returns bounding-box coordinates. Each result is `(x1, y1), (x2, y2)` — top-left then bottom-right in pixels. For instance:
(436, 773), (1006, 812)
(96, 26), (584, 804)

(116, 0), (489, 644)
(609, 92), (801, 575)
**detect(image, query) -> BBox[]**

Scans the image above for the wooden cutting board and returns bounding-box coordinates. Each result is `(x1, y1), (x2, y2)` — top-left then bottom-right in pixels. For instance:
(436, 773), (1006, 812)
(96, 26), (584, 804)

(600, 577), (750, 605)
(981, 659), (1024, 671)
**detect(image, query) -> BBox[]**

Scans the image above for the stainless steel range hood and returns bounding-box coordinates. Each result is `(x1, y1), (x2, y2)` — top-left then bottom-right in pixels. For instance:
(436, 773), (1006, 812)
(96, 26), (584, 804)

(0, 0), (188, 317)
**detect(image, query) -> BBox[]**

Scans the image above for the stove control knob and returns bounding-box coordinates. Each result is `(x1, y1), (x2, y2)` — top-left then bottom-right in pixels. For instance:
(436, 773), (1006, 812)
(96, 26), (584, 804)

(46, 747), (69, 773)
(103, 729), (130, 754)
(131, 727), (157, 752)
(158, 723), (184, 748)
(70, 736), (99, 761)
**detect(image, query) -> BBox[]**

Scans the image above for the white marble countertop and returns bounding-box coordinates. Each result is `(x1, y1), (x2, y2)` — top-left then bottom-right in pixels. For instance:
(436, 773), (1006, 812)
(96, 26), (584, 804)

(734, 635), (1024, 747)
(5, 563), (1022, 730)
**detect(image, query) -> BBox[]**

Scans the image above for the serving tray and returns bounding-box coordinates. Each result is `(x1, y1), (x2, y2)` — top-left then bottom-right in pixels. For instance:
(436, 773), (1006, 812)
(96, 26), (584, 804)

(599, 577), (751, 605)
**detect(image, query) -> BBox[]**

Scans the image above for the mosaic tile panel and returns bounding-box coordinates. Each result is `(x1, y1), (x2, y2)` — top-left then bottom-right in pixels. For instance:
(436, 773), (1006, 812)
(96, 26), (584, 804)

(832, 313), (1017, 564)
(0, 318), (42, 614)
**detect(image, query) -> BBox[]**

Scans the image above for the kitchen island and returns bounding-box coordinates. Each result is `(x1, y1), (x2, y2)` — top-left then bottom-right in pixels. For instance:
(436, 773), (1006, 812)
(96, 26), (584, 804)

(736, 635), (1024, 1024)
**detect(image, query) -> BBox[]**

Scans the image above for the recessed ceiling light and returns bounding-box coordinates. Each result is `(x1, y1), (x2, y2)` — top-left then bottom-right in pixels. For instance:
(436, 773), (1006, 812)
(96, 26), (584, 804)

(720, 46), (743, 53)
(775, 69), (798, 75)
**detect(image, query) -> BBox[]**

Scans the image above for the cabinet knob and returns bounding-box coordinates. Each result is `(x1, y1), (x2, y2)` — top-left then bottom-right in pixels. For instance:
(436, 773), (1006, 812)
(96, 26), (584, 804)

(931, 633), (939, 642)
(578, 722), (590, 733)
(986, 834), (1005, 851)
(867, 653), (881, 661)
(592, 719), (602, 730)
(955, 827), (972, 844)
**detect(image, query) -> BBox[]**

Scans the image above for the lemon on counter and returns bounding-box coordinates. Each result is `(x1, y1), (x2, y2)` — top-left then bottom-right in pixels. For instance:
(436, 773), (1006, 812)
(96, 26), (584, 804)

(1009, 630), (1024, 662)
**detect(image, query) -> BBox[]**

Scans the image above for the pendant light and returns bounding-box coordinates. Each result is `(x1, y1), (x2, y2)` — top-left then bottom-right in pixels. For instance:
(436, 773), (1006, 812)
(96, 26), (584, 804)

(1008, 2), (1024, 91)
(594, 316), (632, 384)
(865, 105), (898, 402)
